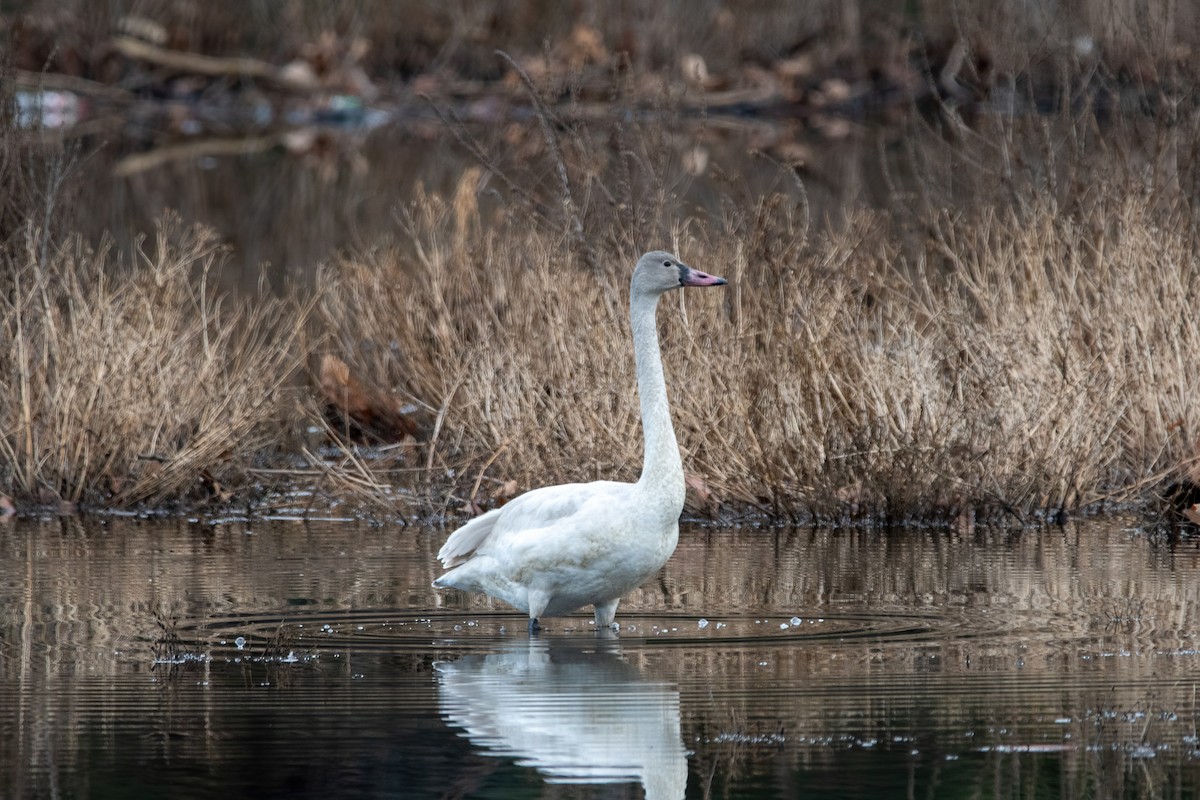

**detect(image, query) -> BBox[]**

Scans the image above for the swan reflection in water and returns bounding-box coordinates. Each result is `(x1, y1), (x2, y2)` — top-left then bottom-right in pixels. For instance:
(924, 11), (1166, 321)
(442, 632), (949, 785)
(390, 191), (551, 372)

(435, 636), (688, 800)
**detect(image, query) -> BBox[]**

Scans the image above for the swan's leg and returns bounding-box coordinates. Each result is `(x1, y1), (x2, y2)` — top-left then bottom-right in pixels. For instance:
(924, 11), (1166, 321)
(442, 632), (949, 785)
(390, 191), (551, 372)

(594, 598), (620, 630)
(527, 589), (551, 636)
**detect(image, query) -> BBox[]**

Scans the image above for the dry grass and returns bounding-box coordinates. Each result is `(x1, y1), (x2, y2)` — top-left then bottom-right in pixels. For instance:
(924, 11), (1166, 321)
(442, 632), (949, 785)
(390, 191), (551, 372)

(7, 2), (1200, 521)
(0, 215), (305, 507)
(2, 149), (1198, 522)
(315, 127), (1200, 523)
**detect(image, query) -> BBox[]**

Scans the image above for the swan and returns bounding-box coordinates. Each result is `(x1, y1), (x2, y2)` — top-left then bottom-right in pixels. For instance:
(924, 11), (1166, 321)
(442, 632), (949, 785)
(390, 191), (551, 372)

(432, 251), (726, 633)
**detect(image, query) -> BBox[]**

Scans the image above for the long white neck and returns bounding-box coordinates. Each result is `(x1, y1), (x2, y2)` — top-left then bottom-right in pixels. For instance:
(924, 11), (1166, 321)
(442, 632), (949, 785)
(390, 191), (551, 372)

(630, 290), (685, 511)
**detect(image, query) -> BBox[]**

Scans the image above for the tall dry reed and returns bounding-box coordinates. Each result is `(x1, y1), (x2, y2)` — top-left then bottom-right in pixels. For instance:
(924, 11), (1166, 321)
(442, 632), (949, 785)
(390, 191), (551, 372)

(0, 215), (304, 506)
(316, 171), (1200, 523)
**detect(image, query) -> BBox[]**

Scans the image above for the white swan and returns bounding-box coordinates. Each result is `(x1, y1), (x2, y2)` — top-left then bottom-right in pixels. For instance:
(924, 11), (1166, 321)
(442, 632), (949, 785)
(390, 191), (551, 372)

(432, 251), (726, 633)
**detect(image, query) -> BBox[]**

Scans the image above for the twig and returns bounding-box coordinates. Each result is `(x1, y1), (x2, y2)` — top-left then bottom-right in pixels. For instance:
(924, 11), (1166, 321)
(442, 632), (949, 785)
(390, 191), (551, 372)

(495, 49), (597, 272)
(111, 35), (317, 92)
(420, 95), (554, 224)
(467, 441), (510, 507)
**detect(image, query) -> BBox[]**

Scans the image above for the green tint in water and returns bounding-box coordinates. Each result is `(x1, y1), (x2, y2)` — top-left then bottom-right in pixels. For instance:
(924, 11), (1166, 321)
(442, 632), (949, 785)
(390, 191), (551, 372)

(1, 517), (1198, 798)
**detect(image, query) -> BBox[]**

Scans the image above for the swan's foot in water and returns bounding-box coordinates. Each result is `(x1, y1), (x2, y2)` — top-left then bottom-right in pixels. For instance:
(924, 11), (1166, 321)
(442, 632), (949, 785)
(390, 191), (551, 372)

(526, 590), (550, 636)
(593, 598), (620, 630)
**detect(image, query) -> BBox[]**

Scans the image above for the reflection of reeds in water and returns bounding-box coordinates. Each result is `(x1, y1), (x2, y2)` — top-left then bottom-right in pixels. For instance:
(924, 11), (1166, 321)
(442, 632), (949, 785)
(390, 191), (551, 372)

(3, 517), (1197, 681)
(2, 518), (1198, 795)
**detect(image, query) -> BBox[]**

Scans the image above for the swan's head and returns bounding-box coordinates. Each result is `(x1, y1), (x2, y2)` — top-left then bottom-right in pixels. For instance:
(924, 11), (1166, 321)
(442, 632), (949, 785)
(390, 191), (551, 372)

(631, 251), (726, 297)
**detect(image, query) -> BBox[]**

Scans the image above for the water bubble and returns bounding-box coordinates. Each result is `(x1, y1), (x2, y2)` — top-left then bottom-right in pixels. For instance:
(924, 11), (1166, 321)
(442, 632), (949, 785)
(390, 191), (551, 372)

(779, 623), (789, 629)
(234, 636), (246, 650)
(698, 618), (710, 629)
(790, 616), (802, 626)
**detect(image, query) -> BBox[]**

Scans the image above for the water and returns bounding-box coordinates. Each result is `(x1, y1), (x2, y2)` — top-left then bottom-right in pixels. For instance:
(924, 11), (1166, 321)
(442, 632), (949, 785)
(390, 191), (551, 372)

(2, 517), (1199, 799)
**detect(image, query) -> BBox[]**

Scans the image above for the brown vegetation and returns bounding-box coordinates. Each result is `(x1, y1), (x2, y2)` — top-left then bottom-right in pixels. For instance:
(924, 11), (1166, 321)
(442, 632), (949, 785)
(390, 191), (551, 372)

(315, 353), (425, 443)
(316, 168), (1200, 524)
(0, 216), (304, 507)
(5, 106), (1200, 524)
(4, 2), (1200, 524)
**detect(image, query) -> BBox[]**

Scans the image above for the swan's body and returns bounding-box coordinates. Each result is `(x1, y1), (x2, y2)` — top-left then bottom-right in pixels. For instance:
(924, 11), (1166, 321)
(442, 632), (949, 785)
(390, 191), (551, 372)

(432, 251), (726, 632)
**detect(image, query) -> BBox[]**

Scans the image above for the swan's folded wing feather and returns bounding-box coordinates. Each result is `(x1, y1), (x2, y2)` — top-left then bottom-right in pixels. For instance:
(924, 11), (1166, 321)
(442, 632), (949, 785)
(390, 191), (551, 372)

(438, 480), (631, 570)
(438, 507), (503, 568)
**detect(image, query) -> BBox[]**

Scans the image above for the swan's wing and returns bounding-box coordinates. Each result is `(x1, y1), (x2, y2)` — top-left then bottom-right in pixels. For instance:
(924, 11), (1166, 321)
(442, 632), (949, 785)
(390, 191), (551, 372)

(437, 481), (628, 569)
(489, 481), (624, 536)
(437, 507), (503, 568)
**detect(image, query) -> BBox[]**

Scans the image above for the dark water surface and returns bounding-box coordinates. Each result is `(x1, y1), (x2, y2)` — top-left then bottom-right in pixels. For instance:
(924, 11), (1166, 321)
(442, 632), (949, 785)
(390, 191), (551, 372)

(2, 517), (1199, 799)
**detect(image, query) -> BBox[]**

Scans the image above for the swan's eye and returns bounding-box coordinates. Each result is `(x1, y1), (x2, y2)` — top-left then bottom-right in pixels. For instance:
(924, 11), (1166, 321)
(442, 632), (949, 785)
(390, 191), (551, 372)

(663, 260), (672, 267)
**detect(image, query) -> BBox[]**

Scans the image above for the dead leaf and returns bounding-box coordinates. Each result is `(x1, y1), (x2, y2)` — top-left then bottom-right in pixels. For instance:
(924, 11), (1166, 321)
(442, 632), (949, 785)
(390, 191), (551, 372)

(316, 353), (423, 443)
(773, 54), (815, 80)
(1184, 503), (1200, 526)
(680, 53), (709, 86)
(491, 480), (519, 501)
(565, 24), (607, 67)
(199, 469), (233, 503)
(835, 481), (883, 513)
(682, 145), (709, 176)
(1188, 436), (1200, 485)
(685, 472), (720, 517)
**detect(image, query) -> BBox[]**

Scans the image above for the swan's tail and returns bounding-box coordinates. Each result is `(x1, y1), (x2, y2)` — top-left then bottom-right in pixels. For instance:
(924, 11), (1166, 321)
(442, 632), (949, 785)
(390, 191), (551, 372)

(431, 565), (475, 592)
(436, 507), (502, 569)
